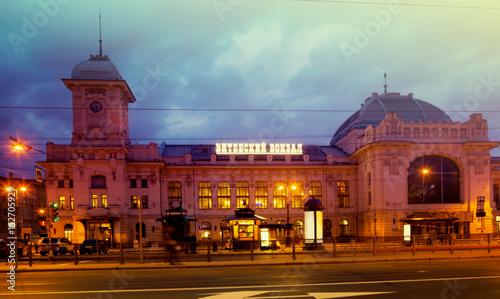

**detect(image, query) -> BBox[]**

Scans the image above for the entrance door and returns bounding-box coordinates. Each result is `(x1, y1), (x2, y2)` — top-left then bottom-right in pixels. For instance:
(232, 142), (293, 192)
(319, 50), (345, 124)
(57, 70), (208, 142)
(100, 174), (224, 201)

(88, 222), (111, 242)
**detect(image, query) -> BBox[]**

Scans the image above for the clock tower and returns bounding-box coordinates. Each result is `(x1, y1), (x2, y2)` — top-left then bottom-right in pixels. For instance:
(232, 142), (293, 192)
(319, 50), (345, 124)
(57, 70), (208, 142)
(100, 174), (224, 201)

(62, 51), (135, 147)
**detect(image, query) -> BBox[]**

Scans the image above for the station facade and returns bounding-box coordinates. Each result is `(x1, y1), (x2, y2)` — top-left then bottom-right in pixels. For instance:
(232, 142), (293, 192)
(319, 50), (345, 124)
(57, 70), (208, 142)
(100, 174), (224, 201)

(38, 48), (500, 245)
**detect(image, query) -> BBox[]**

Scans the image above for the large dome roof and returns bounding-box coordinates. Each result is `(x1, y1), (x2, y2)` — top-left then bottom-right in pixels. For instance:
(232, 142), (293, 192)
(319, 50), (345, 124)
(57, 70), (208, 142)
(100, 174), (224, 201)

(71, 55), (123, 80)
(330, 92), (452, 145)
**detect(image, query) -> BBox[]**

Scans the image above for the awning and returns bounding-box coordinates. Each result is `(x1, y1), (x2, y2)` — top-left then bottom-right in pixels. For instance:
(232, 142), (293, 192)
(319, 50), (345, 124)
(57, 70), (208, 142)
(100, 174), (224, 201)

(223, 208), (267, 221)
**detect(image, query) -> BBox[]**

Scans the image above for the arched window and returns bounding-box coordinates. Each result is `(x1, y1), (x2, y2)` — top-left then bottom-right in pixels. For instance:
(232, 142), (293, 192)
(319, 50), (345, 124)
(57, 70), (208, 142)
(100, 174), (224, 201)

(135, 222), (146, 240)
(64, 224), (73, 242)
(293, 220), (304, 237)
(408, 155), (460, 204)
(91, 175), (106, 189)
(339, 220), (349, 237)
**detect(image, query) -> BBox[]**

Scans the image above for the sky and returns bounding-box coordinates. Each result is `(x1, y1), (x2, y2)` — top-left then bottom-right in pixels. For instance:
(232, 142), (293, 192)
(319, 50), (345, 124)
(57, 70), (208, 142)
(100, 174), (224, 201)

(1, 0), (500, 179)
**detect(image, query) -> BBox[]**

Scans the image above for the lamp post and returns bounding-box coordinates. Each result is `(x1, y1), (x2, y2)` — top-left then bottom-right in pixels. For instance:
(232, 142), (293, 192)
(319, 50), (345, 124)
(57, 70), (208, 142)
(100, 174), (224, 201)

(279, 184), (296, 247)
(422, 168), (428, 203)
(139, 196), (143, 264)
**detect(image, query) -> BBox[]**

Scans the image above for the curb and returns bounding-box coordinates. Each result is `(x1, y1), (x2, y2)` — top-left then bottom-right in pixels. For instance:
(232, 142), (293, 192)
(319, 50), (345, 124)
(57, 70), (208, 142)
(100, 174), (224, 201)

(16, 254), (500, 273)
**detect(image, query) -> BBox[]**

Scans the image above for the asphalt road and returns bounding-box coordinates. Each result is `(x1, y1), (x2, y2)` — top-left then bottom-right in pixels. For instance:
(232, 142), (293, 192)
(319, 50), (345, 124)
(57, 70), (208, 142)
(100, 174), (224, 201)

(3, 259), (500, 299)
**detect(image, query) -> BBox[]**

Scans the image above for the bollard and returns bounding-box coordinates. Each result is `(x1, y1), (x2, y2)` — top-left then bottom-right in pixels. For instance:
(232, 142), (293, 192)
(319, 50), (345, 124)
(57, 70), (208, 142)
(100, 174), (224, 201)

(250, 241), (254, 261)
(373, 236), (377, 256)
(207, 242), (211, 263)
(74, 244), (78, 265)
(488, 234), (491, 253)
(29, 244), (32, 267)
(164, 242), (168, 263)
(333, 237), (337, 258)
(120, 243), (124, 265)
(450, 234), (454, 255)
(412, 235), (415, 256)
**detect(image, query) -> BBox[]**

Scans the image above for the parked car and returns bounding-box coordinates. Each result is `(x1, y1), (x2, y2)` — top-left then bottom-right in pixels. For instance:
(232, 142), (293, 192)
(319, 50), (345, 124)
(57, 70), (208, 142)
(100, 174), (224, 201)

(79, 240), (109, 254)
(39, 238), (74, 256)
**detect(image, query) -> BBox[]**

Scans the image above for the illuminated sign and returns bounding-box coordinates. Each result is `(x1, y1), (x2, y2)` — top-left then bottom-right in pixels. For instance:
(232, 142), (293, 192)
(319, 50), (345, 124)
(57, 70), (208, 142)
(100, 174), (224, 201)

(216, 143), (302, 155)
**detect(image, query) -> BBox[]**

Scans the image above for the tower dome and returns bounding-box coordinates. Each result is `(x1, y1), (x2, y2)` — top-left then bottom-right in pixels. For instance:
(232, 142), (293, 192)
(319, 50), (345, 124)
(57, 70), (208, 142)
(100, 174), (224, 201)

(330, 92), (452, 145)
(71, 55), (123, 80)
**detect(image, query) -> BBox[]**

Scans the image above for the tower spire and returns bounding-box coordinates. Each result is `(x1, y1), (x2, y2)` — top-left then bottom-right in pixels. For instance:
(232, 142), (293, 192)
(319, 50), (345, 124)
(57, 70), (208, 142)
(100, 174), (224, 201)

(383, 72), (388, 95)
(99, 7), (103, 57)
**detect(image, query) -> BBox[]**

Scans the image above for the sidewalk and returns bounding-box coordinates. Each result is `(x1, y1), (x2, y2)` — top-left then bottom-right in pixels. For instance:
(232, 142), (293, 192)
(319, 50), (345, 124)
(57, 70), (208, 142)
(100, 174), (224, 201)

(11, 247), (500, 272)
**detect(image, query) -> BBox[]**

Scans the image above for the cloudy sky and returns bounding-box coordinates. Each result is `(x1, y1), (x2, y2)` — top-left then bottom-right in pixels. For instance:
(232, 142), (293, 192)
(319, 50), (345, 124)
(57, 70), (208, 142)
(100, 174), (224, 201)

(2, 0), (500, 179)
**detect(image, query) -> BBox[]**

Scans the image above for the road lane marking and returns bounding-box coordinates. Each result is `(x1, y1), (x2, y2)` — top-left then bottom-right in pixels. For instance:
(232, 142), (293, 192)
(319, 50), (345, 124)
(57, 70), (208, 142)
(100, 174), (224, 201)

(2, 275), (500, 296)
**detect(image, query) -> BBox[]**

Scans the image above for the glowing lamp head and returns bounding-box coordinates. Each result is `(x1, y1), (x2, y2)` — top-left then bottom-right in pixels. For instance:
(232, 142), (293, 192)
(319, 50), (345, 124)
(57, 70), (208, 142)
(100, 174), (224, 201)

(279, 186), (284, 190)
(12, 143), (25, 152)
(20, 187), (27, 192)
(422, 169), (429, 174)
(291, 185), (297, 190)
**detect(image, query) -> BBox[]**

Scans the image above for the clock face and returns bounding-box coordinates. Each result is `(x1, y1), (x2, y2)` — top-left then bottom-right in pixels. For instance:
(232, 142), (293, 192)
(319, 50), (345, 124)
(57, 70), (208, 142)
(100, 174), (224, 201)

(90, 101), (103, 113)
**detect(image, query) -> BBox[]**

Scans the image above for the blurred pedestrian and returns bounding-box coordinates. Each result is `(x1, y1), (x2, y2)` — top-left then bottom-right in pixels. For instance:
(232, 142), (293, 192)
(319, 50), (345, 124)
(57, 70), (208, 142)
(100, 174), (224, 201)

(167, 238), (180, 265)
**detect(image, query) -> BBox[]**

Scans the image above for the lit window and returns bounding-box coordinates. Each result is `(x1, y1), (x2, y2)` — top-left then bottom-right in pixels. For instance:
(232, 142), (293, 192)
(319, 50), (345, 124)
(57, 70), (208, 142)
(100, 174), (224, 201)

(141, 195), (148, 209)
(91, 194), (98, 208)
(200, 222), (212, 240)
(496, 216), (500, 232)
(217, 182), (231, 210)
(131, 195), (138, 209)
(64, 224), (73, 242)
(291, 182), (304, 209)
(273, 182), (286, 209)
(199, 182), (212, 210)
(255, 181), (268, 209)
(168, 182), (182, 207)
(337, 181), (349, 208)
(101, 194), (108, 208)
(309, 181), (322, 202)
(70, 196), (74, 210)
(236, 182), (249, 209)
(59, 196), (66, 210)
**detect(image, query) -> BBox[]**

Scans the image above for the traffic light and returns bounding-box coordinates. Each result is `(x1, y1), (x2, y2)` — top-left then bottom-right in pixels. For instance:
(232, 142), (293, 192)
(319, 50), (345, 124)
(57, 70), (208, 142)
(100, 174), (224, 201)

(50, 203), (59, 222)
(39, 220), (47, 230)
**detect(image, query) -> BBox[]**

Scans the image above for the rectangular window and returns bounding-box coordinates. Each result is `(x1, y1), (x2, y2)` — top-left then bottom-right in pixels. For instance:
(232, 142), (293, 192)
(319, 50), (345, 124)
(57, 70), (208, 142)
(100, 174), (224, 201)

(199, 182), (212, 210)
(273, 181), (286, 209)
(59, 196), (66, 210)
(423, 128), (429, 138)
(413, 128), (420, 138)
(404, 127), (410, 138)
(368, 191), (372, 205)
(442, 128), (448, 138)
(91, 194), (98, 208)
(217, 182), (231, 210)
(168, 182), (182, 207)
(460, 128), (467, 138)
(101, 194), (108, 208)
(292, 182), (304, 209)
(255, 181), (268, 209)
(451, 128), (457, 138)
(91, 176), (106, 188)
(141, 179), (148, 188)
(237, 182), (250, 209)
(367, 172), (371, 186)
(70, 196), (74, 210)
(309, 181), (322, 202)
(497, 216), (500, 232)
(337, 181), (350, 208)
(69, 180), (73, 188)
(141, 195), (148, 209)
(58, 180), (65, 188)
(131, 195), (138, 209)
(433, 128), (439, 138)
(130, 179), (137, 188)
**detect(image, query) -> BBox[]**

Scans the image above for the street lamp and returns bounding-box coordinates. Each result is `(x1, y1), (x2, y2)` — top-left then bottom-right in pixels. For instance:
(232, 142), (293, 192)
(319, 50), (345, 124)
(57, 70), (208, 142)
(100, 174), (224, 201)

(279, 184), (296, 247)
